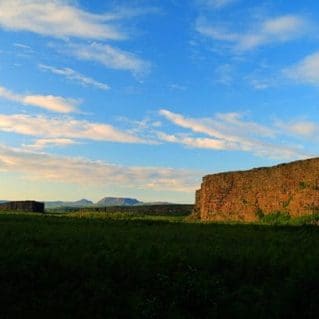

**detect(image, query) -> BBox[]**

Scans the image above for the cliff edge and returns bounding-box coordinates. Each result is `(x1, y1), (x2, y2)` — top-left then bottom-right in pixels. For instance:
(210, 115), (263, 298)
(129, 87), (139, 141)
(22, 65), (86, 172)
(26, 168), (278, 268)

(194, 157), (319, 222)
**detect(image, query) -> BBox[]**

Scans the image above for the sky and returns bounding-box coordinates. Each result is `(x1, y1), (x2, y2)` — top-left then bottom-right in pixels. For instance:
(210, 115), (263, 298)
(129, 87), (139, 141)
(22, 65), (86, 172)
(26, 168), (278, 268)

(0, 0), (319, 203)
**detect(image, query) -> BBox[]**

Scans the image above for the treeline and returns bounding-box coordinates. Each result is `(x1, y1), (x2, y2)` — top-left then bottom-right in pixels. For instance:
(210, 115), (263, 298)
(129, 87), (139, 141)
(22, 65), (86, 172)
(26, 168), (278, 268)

(48, 204), (194, 216)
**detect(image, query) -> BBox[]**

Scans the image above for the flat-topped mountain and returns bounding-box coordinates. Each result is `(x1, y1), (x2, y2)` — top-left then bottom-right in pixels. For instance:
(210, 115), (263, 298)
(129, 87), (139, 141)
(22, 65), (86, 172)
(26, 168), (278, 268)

(95, 197), (142, 207)
(44, 197), (145, 209)
(194, 157), (319, 222)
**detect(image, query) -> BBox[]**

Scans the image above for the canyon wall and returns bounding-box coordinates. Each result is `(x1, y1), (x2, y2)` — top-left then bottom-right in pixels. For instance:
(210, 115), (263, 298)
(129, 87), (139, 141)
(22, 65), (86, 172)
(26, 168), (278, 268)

(194, 158), (319, 222)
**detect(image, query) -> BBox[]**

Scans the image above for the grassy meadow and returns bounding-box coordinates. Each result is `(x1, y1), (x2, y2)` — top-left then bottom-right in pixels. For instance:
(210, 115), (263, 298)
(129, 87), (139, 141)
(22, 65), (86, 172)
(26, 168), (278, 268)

(0, 211), (319, 318)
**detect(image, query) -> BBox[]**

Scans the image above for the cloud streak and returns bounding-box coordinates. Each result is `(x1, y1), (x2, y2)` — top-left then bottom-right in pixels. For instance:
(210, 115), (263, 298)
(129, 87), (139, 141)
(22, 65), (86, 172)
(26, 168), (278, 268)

(200, 0), (238, 9)
(0, 86), (79, 113)
(0, 0), (125, 40)
(284, 52), (319, 86)
(196, 14), (309, 51)
(275, 120), (319, 139)
(23, 138), (79, 150)
(61, 42), (150, 75)
(39, 64), (110, 91)
(0, 1), (151, 76)
(0, 114), (145, 144)
(158, 109), (308, 159)
(0, 144), (200, 193)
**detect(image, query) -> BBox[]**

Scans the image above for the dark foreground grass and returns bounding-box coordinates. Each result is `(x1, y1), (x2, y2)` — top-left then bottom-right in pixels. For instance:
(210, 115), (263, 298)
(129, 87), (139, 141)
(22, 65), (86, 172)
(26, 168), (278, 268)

(0, 213), (319, 318)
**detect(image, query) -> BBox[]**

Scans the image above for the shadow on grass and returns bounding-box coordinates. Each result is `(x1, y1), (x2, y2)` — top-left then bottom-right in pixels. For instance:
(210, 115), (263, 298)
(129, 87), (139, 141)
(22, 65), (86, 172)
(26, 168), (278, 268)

(0, 213), (318, 318)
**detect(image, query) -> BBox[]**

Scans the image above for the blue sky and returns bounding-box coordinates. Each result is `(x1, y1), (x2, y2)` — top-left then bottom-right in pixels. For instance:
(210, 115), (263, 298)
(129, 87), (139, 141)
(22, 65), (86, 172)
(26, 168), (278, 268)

(0, 0), (319, 203)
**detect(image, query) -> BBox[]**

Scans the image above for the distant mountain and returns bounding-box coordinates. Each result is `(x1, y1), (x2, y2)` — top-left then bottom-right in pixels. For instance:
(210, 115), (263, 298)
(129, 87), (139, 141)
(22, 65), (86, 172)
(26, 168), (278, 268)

(3, 197), (175, 209)
(45, 199), (93, 209)
(95, 197), (143, 207)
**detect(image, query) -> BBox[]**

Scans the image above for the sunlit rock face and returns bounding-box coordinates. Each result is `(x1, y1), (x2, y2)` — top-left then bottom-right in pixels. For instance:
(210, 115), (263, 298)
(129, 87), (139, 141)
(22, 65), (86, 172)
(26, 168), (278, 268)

(194, 158), (319, 222)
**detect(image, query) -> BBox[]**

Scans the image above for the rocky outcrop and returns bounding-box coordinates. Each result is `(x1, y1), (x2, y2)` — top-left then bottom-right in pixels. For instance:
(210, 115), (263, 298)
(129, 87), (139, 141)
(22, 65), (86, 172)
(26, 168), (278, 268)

(194, 157), (319, 222)
(0, 201), (44, 213)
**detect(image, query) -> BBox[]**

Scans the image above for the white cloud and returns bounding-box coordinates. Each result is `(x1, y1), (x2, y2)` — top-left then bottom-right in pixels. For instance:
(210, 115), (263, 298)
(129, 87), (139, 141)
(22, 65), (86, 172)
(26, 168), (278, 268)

(39, 64), (110, 91)
(284, 52), (319, 86)
(160, 109), (275, 140)
(169, 84), (187, 91)
(0, 144), (200, 192)
(158, 109), (308, 159)
(200, 0), (238, 9)
(23, 138), (78, 150)
(263, 15), (304, 35)
(0, 85), (79, 113)
(61, 42), (150, 75)
(248, 78), (271, 90)
(0, 113), (145, 144)
(276, 120), (319, 138)
(158, 132), (229, 150)
(196, 14), (309, 51)
(0, 1), (151, 76)
(0, 0), (125, 40)
(23, 95), (78, 113)
(13, 43), (32, 50)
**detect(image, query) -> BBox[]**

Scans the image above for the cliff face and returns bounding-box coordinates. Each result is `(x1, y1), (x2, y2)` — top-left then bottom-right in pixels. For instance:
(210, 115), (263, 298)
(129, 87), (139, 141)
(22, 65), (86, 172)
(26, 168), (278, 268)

(194, 158), (319, 222)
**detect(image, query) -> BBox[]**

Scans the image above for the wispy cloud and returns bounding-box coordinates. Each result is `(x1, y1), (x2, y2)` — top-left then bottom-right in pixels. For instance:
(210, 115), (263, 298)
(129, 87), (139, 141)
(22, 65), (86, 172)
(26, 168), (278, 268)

(275, 120), (319, 139)
(13, 43), (32, 50)
(0, 0), (125, 40)
(0, 85), (79, 113)
(199, 0), (238, 9)
(169, 84), (187, 91)
(60, 42), (150, 75)
(23, 138), (78, 150)
(0, 114), (145, 144)
(39, 64), (110, 91)
(284, 52), (319, 86)
(0, 144), (200, 192)
(0, 1), (151, 76)
(248, 78), (272, 90)
(196, 14), (309, 51)
(158, 109), (308, 159)
(214, 64), (234, 85)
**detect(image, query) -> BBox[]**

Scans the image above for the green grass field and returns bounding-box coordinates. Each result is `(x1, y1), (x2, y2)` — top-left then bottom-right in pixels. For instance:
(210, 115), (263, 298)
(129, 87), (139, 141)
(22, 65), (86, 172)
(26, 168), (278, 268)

(0, 212), (319, 318)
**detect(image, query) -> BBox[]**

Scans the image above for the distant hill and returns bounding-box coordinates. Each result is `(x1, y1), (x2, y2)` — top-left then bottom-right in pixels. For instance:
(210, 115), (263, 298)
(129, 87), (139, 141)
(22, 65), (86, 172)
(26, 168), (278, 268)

(95, 197), (142, 207)
(45, 199), (93, 209)
(1, 197), (176, 210)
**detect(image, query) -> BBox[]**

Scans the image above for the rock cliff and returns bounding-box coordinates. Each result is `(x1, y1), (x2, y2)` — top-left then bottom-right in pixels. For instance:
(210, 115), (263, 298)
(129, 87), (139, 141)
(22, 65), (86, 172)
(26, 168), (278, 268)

(194, 157), (319, 222)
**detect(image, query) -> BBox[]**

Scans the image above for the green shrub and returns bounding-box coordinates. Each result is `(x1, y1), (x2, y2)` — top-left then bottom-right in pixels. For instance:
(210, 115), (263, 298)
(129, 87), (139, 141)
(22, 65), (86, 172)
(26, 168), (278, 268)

(260, 211), (291, 225)
(290, 213), (319, 225)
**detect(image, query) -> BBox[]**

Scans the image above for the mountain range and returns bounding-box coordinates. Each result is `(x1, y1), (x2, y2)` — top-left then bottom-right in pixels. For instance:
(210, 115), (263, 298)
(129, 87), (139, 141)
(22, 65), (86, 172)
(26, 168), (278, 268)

(0, 197), (173, 209)
(44, 197), (172, 209)
(45, 199), (94, 209)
